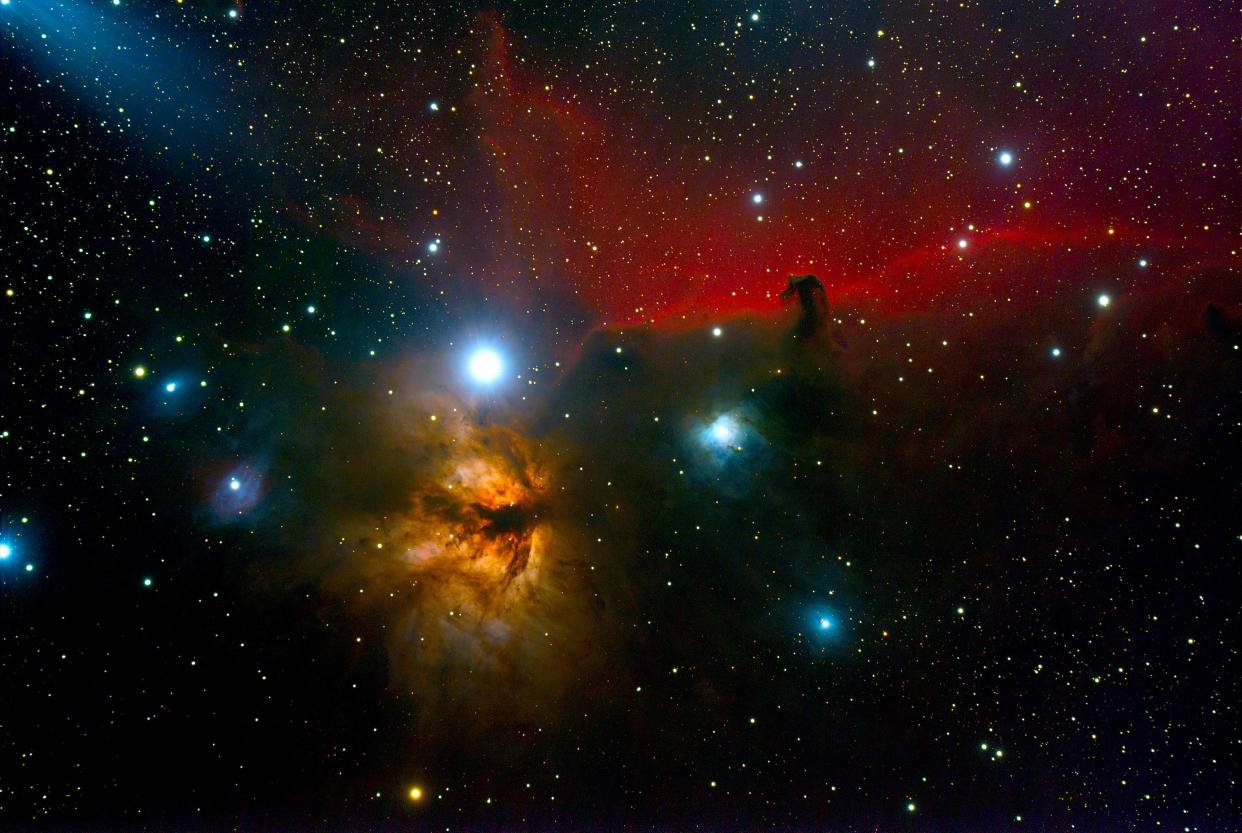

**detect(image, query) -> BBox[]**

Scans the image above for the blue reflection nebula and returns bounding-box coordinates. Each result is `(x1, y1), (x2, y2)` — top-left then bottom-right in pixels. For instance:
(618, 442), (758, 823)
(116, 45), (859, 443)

(209, 465), (265, 519)
(1, 0), (239, 160)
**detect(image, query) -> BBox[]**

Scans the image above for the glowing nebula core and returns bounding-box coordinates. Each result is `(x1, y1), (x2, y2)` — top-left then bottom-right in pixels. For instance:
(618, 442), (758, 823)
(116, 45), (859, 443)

(311, 380), (607, 728)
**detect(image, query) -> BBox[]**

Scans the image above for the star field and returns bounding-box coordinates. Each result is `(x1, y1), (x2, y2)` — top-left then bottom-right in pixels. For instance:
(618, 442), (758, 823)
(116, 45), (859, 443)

(0, 1), (1239, 831)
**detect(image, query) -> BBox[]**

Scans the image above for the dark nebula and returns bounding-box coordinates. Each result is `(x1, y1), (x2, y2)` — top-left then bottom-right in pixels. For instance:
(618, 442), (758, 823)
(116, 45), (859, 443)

(0, 1), (1237, 831)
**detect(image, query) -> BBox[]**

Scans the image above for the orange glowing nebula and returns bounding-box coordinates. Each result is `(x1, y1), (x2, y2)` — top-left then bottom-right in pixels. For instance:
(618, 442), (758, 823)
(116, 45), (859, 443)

(316, 380), (605, 729)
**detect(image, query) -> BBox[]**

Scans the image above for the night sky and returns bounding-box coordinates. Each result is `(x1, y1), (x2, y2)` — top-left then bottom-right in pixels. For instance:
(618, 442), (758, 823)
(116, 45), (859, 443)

(1, 1), (1239, 831)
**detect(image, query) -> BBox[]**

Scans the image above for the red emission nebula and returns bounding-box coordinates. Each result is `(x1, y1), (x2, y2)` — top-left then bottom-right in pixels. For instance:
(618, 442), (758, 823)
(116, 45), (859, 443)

(299, 10), (1233, 326)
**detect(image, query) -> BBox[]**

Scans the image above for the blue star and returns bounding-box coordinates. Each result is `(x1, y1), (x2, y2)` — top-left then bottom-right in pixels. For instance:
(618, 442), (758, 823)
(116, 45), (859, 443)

(707, 414), (738, 446)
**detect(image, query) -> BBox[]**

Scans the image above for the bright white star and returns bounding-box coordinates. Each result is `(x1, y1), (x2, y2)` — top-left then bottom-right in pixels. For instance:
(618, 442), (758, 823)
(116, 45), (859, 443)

(707, 414), (737, 446)
(468, 348), (504, 384)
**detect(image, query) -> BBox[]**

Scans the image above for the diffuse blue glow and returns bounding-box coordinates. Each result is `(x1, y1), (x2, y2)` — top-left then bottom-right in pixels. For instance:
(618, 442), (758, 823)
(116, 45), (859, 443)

(707, 414), (739, 447)
(211, 465), (265, 519)
(697, 409), (763, 462)
(1, 0), (239, 161)
(0, 540), (33, 574)
(808, 608), (843, 643)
